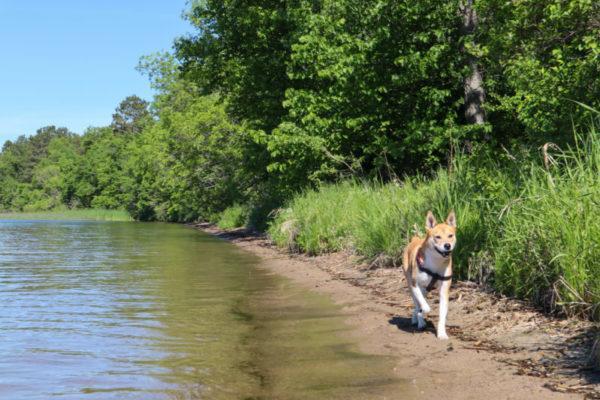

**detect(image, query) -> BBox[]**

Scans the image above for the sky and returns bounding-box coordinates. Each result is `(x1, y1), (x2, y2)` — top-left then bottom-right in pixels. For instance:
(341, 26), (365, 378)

(0, 1), (191, 145)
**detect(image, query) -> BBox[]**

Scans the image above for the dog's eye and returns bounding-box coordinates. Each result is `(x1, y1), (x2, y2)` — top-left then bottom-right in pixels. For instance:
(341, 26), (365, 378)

(435, 235), (441, 240)
(448, 234), (453, 238)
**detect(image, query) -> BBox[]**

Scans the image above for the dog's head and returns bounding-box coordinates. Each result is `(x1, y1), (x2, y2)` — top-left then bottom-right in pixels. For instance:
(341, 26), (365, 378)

(424, 210), (456, 258)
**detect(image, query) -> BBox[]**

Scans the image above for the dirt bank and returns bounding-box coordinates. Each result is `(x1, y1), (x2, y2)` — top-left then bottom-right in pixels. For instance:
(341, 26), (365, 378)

(191, 223), (598, 399)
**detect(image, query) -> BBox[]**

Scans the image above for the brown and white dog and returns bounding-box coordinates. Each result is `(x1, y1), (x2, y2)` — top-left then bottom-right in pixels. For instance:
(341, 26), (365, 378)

(402, 211), (456, 339)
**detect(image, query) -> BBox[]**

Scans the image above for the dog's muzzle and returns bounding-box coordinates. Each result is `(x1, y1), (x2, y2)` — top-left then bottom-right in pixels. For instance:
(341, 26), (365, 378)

(435, 247), (452, 258)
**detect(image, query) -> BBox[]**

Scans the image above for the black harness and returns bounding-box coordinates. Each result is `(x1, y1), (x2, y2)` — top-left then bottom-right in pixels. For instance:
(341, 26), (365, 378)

(416, 253), (452, 292)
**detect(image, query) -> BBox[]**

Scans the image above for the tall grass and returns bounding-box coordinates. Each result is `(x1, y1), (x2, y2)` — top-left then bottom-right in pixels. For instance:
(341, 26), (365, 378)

(0, 208), (132, 221)
(269, 128), (600, 319)
(493, 132), (600, 317)
(215, 205), (248, 229)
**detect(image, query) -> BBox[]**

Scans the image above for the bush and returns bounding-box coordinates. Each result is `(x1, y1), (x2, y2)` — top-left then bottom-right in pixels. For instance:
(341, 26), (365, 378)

(216, 205), (248, 229)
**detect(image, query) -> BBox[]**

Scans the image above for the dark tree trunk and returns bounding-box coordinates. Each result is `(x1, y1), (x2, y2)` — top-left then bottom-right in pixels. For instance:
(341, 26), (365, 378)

(460, 0), (485, 125)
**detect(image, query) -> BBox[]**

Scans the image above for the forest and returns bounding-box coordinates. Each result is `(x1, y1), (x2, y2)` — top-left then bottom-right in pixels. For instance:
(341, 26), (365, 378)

(0, 0), (598, 317)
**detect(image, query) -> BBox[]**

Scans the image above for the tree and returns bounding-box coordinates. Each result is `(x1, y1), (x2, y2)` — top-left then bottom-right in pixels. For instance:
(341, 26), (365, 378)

(476, 0), (600, 143)
(268, 0), (467, 183)
(175, 0), (320, 133)
(77, 127), (131, 208)
(176, 0), (469, 185)
(460, 0), (485, 125)
(111, 95), (151, 135)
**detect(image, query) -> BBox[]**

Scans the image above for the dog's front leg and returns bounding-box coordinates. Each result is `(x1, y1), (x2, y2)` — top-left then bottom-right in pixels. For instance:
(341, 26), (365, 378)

(410, 292), (420, 325)
(410, 284), (430, 330)
(437, 282), (451, 339)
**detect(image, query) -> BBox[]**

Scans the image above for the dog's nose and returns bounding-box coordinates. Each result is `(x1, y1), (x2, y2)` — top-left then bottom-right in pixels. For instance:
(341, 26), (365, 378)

(444, 243), (451, 250)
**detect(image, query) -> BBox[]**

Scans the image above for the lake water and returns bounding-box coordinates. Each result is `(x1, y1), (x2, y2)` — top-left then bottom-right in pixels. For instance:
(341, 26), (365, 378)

(0, 221), (403, 399)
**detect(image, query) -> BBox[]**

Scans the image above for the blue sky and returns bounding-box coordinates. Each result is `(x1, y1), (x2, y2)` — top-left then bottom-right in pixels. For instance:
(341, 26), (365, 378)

(0, 1), (191, 144)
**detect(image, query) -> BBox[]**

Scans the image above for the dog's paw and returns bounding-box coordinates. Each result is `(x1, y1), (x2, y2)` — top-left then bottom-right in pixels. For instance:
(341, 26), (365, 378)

(417, 318), (426, 330)
(437, 331), (449, 340)
(411, 315), (418, 325)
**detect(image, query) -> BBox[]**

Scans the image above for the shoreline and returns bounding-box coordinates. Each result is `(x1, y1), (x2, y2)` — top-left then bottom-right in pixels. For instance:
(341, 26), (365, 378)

(0, 209), (132, 221)
(192, 222), (598, 400)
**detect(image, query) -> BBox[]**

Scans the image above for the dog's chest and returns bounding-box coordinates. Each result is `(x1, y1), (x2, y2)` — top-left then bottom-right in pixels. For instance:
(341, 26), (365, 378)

(416, 257), (447, 291)
(417, 270), (439, 290)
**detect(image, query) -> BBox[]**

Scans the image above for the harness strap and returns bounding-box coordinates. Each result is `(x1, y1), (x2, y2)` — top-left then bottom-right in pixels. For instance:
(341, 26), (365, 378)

(416, 254), (452, 292)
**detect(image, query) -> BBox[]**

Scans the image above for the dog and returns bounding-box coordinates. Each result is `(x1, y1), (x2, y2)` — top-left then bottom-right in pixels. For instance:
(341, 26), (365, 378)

(402, 211), (456, 339)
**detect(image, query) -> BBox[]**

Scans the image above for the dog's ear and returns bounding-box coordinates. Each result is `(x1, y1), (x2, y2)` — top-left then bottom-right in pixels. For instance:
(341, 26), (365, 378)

(446, 211), (456, 227)
(425, 211), (437, 230)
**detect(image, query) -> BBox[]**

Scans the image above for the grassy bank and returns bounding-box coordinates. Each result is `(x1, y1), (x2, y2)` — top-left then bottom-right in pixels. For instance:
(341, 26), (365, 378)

(214, 205), (248, 230)
(264, 130), (600, 320)
(0, 209), (132, 221)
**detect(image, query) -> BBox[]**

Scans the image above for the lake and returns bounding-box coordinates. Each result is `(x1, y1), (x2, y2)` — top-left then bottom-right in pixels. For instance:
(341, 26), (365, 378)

(0, 221), (403, 399)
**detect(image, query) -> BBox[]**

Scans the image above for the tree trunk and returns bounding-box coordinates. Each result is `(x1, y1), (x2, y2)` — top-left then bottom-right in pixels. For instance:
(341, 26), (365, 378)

(461, 0), (485, 125)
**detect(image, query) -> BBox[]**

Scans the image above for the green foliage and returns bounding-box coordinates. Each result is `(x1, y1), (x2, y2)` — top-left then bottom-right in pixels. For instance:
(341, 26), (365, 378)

(216, 205), (248, 230)
(177, 0), (600, 187)
(0, 126), (78, 210)
(156, 92), (249, 221)
(269, 177), (480, 260)
(111, 95), (151, 135)
(126, 60), (255, 221)
(78, 127), (131, 209)
(493, 131), (600, 316)
(0, 74), (252, 224)
(477, 0), (600, 142)
(176, 0), (313, 133)
(272, 0), (467, 184)
(0, 209), (132, 221)
(177, 0), (470, 187)
(269, 129), (600, 318)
